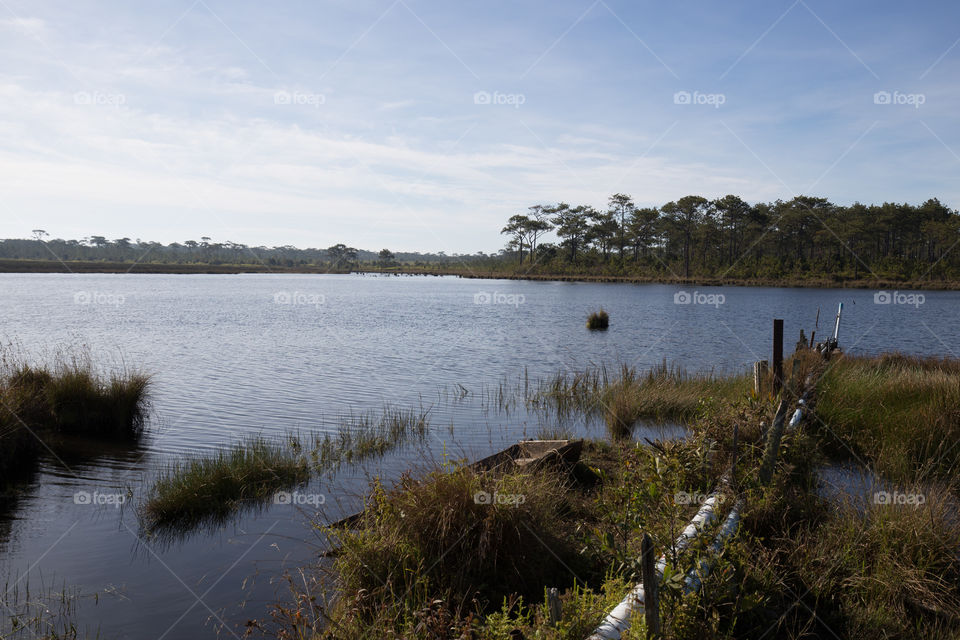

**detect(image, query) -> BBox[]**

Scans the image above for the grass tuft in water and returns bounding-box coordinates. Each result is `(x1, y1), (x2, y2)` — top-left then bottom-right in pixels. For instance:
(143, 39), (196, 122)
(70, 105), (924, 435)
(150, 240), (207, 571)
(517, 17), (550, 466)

(0, 350), (150, 483)
(531, 361), (751, 439)
(141, 436), (309, 532)
(311, 407), (430, 474)
(586, 309), (609, 330)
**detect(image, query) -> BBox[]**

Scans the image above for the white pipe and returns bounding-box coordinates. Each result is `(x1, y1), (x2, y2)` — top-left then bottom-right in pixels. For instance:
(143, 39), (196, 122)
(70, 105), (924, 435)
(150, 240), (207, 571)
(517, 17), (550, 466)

(683, 498), (745, 594)
(587, 495), (721, 640)
(788, 408), (803, 430)
(832, 302), (843, 342)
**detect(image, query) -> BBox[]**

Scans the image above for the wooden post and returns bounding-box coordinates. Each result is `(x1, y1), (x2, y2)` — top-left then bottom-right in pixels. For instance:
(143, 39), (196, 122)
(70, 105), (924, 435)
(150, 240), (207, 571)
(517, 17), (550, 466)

(773, 319), (784, 396)
(790, 358), (801, 399)
(731, 423), (739, 492)
(753, 360), (768, 397)
(547, 587), (562, 626)
(759, 398), (790, 484)
(810, 306), (820, 348)
(641, 533), (660, 639)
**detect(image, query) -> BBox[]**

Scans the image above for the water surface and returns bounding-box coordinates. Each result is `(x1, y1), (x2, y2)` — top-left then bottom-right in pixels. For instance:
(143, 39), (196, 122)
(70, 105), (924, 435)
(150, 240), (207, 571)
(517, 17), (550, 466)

(1, 273), (955, 639)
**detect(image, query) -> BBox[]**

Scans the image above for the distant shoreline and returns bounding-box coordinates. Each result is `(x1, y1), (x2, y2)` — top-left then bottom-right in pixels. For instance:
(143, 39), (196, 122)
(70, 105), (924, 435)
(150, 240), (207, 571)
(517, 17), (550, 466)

(0, 258), (957, 290)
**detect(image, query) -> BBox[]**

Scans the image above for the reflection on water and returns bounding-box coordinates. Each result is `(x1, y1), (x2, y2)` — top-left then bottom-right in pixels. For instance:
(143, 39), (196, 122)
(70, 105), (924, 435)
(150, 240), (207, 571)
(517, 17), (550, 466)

(1, 273), (958, 639)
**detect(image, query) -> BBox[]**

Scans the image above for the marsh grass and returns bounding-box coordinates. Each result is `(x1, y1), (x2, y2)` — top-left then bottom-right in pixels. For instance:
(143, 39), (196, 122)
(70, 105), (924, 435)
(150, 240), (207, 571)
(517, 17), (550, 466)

(724, 446), (960, 639)
(311, 407), (430, 474)
(0, 350), (150, 483)
(255, 353), (960, 638)
(141, 436), (309, 532)
(814, 352), (960, 480)
(532, 362), (751, 439)
(1, 574), (98, 639)
(288, 436), (727, 639)
(586, 309), (609, 330)
(320, 463), (600, 637)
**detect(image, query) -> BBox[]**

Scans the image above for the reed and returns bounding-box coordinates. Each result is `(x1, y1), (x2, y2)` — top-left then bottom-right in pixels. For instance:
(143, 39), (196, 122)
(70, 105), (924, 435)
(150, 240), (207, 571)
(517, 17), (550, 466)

(140, 436), (309, 532)
(814, 352), (960, 480)
(311, 407), (430, 474)
(0, 352), (150, 483)
(532, 361), (751, 438)
(324, 464), (593, 634)
(586, 309), (610, 330)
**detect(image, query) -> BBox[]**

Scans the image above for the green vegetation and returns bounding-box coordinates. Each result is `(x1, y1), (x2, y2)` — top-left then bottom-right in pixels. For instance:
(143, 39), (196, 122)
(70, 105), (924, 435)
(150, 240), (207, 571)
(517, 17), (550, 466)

(586, 309), (609, 330)
(8, 194), (960, 287)
(312, 407), (430, 474)
(140, 436), (309, 532)
(531, 362), (751, 437)
(494, 194), (960, 283)
(1, 574), (100, 639)
(813, 353), (960, 480)
(248, 352), (960, 639)
(140, 407), (429, 534)
(0, 351), (150, 483)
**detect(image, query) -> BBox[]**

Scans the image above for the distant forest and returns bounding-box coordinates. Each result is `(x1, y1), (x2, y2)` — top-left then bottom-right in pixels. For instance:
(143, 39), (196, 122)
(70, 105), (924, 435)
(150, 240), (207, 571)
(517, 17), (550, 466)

(0, 235), (472, 269)
(3, 194), (959, 281)
(494, 195), (960, 281)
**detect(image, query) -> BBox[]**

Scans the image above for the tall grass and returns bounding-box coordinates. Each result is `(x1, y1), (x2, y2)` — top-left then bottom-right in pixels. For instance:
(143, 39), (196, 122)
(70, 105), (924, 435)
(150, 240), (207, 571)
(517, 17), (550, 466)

(814, 353), (960, 480)
(141, 436), (309, 532)
(311, 407), (430, 474)
(586, 309), (609, 330)
(1, 574), (97, 639)
(531, 361), (751, 439)
(324, 464), (593, 635)
(0, 351), (150, 483)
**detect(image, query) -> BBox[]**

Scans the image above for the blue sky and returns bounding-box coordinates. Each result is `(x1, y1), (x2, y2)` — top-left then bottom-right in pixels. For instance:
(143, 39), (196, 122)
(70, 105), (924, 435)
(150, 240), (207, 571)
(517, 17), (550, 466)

(1, 0), (958, 253)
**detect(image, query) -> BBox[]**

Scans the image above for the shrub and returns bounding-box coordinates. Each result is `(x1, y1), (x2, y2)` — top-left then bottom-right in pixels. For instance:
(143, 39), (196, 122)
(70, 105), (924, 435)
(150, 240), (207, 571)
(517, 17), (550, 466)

(587, 309), (609, 330)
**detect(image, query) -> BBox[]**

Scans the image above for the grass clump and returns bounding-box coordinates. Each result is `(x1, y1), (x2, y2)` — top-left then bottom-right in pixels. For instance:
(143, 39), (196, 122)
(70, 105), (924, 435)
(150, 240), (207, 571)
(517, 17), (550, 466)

(317, 462), (606, 638)
(586, 309), (609, 330)
(814, 352), (960, 480)
(0, 351), (150, 483)
(141, 436), (309, 533)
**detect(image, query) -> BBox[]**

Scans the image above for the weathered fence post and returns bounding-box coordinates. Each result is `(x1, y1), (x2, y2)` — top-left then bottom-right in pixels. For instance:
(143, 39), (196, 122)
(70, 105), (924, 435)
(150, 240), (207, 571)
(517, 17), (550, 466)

(753, 360), (768, 397)
(547, 587), (562, 626)
(773, 319), (784, 395)
(641, 533), (660, 639)
(731, 423), (739, 491)
(759, 398), (790, 484)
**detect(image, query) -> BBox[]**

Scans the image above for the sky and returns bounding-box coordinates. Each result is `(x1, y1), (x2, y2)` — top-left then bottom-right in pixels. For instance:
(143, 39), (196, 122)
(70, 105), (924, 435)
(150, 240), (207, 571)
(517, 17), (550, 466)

(1, 0), (958, 253)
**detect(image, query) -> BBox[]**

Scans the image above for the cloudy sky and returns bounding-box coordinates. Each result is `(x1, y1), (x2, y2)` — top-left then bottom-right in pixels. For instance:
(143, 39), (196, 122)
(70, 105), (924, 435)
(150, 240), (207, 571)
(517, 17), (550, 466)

(1, 1), (958, 252)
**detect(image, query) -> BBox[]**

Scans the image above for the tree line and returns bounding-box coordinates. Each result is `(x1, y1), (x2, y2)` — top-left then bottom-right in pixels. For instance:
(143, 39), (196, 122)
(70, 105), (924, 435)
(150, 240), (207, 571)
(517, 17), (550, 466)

(0, 233), (469, 269)
(499, 194), (960, 280)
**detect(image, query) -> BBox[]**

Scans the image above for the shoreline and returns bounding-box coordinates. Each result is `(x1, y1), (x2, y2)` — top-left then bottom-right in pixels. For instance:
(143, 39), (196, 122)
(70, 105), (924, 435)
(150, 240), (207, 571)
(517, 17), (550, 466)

(1, 258), (957, 290)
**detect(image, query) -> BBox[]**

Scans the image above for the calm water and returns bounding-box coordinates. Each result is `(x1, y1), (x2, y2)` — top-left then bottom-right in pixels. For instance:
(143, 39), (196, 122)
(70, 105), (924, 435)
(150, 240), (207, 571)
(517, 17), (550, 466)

(1, 273), (956, 639)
